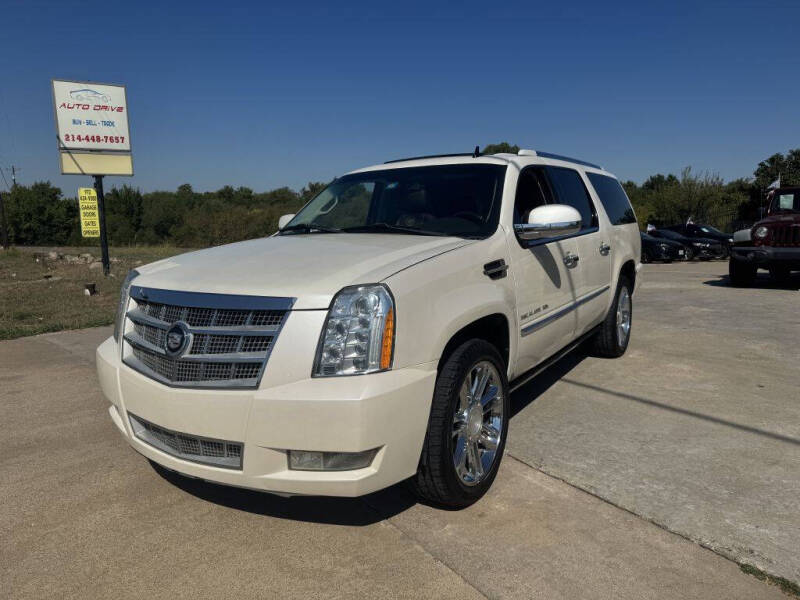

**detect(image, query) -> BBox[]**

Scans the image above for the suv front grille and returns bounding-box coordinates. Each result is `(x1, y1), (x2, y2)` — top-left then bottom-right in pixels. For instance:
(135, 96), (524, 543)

(129, 413), (243, 469)
(122, 286), (294, 389)
(770, 224), (800, 247)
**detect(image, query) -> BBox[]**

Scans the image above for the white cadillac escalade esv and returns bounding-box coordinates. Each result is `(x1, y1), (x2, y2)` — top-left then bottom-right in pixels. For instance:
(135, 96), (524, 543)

(96, 149), (641, 507)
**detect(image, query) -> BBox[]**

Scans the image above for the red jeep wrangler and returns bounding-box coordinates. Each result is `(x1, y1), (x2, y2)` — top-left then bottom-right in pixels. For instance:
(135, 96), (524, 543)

(729, 187), (800, 286)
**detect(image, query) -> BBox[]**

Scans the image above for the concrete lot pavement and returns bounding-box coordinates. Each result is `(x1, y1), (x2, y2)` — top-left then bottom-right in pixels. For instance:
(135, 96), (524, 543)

(1, 262), (795, 598)
(508, 261), (800, 585)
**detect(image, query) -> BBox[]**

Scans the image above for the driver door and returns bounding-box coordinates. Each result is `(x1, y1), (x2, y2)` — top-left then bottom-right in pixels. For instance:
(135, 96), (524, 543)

(508, 167), (579, 375)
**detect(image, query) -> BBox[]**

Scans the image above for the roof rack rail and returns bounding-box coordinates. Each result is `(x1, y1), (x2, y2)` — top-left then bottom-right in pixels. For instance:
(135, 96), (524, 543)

(533, 151), (602, 170)
(384, 152), (476, 164)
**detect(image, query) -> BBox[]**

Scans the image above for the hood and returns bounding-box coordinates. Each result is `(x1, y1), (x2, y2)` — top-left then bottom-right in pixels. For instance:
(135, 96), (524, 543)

(759, 213), (800, 226)
(135, 233), (474, 309)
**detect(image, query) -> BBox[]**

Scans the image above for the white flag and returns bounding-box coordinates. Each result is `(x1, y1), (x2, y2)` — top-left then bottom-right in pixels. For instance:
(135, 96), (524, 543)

(767, 176), (780, 189)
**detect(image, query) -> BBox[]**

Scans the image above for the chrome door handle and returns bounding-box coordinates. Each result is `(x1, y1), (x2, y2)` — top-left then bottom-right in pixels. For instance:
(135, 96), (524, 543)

(599, 242), (611, 255)
(564, 252), (580, 268)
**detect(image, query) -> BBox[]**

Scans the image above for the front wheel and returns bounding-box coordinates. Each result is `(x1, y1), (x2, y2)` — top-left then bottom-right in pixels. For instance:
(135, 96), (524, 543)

(410, 340), (509, 508)
(769, 265), (791, 283)
(592, 275), (633, 358)
(729, 257), (756, 287)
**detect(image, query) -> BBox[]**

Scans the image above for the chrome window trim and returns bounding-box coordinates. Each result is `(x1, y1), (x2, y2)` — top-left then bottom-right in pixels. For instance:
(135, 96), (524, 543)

(517, 226), (600, 248)
(520, 285), (610, 337)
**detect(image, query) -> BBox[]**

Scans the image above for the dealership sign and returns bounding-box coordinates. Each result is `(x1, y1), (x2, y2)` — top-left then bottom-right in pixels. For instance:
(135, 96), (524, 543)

(52, 79), (133, 176)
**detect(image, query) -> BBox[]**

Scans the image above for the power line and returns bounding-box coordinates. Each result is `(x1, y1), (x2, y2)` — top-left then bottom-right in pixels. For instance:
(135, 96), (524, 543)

(0, 166), (10, 191)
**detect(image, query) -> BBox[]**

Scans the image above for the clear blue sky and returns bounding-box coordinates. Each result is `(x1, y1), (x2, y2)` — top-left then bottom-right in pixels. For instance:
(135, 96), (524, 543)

(1, 0), (798, 195)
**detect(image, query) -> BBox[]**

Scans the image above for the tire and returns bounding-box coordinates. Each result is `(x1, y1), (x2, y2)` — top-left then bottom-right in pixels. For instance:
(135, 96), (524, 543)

(729, 257), (756, 287)
(684, 247), (694, 261)
(410, 339), (509, 508)
(720, 246), (730, 260)
(641, 251), (651, 264)
(592, 275), (633, 358)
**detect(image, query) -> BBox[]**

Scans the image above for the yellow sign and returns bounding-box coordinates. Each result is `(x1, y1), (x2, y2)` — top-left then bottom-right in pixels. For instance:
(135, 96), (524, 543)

(78, 188), (101, 238)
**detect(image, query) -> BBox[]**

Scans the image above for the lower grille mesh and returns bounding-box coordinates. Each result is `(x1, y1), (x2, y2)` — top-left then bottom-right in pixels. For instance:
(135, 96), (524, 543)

(132, 347), (259, 382)
(129, 413), (243, 469)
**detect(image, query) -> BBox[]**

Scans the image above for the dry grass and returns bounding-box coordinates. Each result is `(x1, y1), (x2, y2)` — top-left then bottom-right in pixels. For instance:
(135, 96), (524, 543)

(0, 246), (191, 340)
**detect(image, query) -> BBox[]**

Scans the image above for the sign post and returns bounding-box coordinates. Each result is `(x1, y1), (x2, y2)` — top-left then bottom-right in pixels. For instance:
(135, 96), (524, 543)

(92, 178), (110, 275)
(52, 79), (133, 275)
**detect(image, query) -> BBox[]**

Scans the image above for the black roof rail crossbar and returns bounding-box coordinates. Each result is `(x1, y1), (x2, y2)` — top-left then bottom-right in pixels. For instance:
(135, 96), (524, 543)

(535, 151), (602, 170)
(384, 153), (476, 164)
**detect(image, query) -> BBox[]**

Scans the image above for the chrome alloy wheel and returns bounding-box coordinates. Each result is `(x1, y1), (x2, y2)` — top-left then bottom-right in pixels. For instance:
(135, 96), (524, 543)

(452, 361), (504, 486)
(616, 286), (632, 346)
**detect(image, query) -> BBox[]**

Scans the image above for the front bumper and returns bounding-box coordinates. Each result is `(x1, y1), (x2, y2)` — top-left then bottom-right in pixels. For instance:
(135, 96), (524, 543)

(97, 336), (436, 497)
(730, 245), (800, 265)
(652, 246), (684, 261)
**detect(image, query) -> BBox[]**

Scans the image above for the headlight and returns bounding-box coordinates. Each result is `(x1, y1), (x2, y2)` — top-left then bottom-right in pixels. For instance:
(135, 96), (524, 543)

(659, 243), (669, 251)
(753, 226), (769, 239)
(314, 284), (395, 376)
(113, 269), (140, 343)
(692, 241), (708, 247)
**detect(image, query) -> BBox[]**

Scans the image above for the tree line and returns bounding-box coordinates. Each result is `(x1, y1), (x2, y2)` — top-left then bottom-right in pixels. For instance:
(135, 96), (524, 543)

(0, 182), (324, 247)
(1, 147), (797, 247)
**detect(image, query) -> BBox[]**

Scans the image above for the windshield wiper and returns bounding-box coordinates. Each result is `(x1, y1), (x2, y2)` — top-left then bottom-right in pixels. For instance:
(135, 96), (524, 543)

(342, 223), (450, 237)
(280, 223), (342, 235)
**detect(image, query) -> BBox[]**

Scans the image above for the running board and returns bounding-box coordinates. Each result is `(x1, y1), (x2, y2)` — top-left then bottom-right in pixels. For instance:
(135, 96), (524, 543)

(509, 326), (600, 392)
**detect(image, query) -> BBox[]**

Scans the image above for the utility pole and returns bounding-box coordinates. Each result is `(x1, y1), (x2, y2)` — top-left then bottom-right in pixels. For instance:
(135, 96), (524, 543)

(0, 190), (8, 249)
(1, 166), (19, 188)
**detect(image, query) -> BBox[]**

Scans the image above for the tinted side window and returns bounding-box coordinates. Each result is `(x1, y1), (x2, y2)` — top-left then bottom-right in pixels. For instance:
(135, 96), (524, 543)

(545, 167), (597, 231)
(586, 173), (637, 226)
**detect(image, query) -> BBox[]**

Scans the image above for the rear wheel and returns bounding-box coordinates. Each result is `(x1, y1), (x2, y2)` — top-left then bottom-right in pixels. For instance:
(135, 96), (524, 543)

(729, 257), (756, 287)
(593, 275), (633, 358)
(410, 340), (509, 508)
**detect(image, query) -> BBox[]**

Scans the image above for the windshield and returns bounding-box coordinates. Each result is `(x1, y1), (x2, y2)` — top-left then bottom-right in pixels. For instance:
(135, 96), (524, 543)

(283, 164), (506, 238)
(770, 191), (800, 214)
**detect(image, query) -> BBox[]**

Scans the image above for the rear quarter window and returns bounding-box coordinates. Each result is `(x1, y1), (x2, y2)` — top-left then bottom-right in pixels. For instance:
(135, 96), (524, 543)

(586, 173), (637, 226)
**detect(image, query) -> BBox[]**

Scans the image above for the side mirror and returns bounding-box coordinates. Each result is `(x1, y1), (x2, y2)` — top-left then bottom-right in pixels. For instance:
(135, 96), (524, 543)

(515, 204), (582, 241)
(278, 214), (295, 230)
